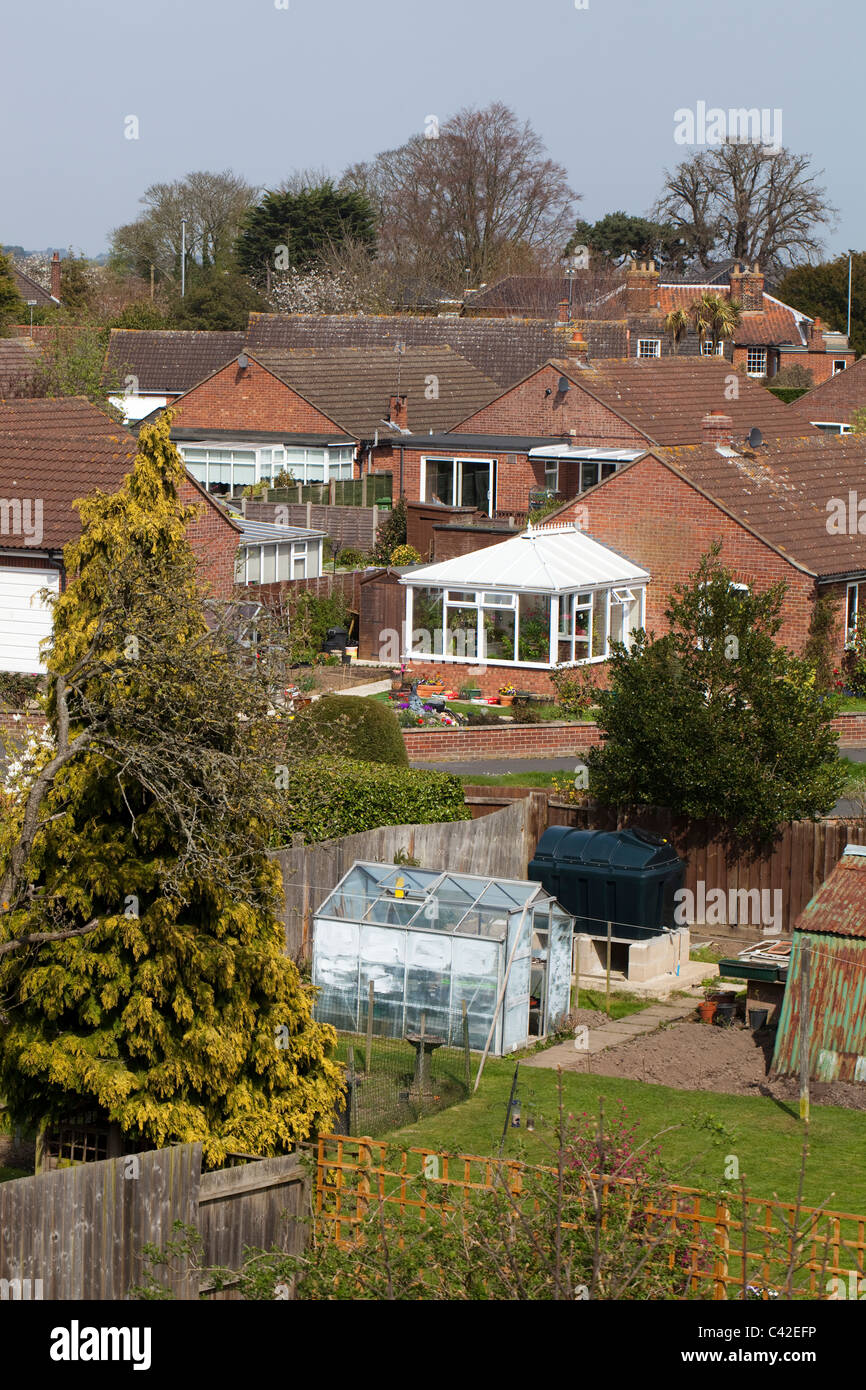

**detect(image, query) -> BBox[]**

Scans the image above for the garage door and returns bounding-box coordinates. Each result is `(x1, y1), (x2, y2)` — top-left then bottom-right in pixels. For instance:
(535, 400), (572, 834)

(0, 567), (60, 673)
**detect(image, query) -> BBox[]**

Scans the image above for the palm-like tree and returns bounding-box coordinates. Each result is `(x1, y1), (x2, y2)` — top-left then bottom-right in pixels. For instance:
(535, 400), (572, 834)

(688, 291), (741, 353)
(664, 307), (690, 355)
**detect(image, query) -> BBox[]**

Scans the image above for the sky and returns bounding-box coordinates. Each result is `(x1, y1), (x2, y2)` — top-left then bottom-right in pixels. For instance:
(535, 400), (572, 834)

(2, 0), (863, 261)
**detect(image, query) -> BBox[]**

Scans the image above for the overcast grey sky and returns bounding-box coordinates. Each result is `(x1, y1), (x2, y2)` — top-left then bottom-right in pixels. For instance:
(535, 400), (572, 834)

(3, 0), (863, 259)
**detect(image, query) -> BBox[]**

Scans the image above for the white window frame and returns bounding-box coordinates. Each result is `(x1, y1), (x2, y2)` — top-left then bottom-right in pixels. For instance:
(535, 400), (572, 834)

(833, 360), (848, 375)
(746, 347), (767, 377)
(700, 341), (726, 356)
(847, 583), (862, 646)
(419, 456), (496, 515)
(636, 339), (661, 359)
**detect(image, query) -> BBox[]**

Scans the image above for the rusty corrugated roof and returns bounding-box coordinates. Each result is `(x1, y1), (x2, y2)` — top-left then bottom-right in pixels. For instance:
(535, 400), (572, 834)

(772, 930), (866, 1082)
(794, 850), (866, 938)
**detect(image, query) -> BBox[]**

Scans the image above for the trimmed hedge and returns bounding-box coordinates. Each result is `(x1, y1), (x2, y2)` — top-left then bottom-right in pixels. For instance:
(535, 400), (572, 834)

(290, 695), (408, 766)
(272, 758), (471, 845)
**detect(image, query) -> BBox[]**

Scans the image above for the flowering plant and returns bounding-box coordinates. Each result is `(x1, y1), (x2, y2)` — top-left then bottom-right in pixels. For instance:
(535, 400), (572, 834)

(499, 683), (516, 696)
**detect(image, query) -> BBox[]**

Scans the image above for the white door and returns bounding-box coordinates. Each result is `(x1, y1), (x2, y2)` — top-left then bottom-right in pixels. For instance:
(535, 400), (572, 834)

(0, 567), (59, 673)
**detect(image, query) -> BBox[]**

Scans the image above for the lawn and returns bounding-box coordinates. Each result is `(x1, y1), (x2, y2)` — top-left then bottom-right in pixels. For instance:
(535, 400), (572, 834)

(0, 1165), (28, 1183)
(381, 1058), (866, 1214)
(367, 692), (594, 724)
(459, 770), (562, 787)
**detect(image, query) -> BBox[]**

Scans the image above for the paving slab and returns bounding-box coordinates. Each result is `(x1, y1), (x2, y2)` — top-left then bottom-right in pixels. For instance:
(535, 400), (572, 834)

(523, 998), (699, 1068)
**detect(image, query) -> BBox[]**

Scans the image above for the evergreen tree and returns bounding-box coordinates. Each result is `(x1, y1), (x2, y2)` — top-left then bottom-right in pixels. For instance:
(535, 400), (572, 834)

(236, 181), (376, 286)
(0, 414), (343, 1164)
(0, 250), (25, 331)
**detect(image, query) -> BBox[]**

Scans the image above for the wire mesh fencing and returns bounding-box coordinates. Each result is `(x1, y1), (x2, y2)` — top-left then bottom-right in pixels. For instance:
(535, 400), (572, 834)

(315, 986), (473, 1138)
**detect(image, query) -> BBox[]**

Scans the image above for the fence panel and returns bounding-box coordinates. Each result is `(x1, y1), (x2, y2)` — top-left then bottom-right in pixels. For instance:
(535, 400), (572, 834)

(313, 1136), (866, 1300)
(198, 1154), (309, 1299)
(0, 1143), (202, 1300)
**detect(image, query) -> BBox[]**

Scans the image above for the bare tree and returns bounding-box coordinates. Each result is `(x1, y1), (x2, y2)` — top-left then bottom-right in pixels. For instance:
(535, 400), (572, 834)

(653, 144), (837, 277)
(342, 102), (579, 293)
(110, 169), (256, 282)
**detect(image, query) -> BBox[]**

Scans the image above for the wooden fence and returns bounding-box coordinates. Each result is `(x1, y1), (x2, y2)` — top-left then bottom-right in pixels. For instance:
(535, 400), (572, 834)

(314, 1135), (866, 1301)
(271, 796), (547, 959)
(464, 787), (866, 936)
(0, 1144), (308, 1300)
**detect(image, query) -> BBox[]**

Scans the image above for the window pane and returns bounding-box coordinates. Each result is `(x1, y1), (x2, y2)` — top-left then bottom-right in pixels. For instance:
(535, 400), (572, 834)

(482, 606), (515, 660)
(447, 590), (476, 603)
(246, 547), (261, 583)
(276, 546), (290, 581)
(445, 606), (477, 659)
(558, 594), (573, 638)
(233, 462), (256, 484)
(580, 462), (599, 492)
(517, 593), (551, 662)
(234, 551), (246, 583)
(609, 593), (625, 646)
(262, 545), (276, 584)
(292, 544), (306, 579)
(426, 459), (454, 505)
(592, 589), (607, 656)
(573, 603), (590, 660)
(483, 592), (514, 606)
(460, 461), (491, 512)
(413, 587), (444, 655)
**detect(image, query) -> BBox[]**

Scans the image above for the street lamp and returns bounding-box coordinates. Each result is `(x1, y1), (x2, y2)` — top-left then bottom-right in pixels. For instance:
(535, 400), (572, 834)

(181, 217), (188, 298)
(26, 299), (37, 330)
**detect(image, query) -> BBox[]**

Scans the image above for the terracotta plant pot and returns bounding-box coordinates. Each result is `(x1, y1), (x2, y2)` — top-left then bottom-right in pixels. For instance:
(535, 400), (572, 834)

(499, 695), (514, 706)
(697, 1000), (717, 1024)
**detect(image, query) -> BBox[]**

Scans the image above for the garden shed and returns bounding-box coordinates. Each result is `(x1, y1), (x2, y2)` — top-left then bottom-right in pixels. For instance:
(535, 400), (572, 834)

(399, 521), (649, 675)
(312, 862), (574, 1054)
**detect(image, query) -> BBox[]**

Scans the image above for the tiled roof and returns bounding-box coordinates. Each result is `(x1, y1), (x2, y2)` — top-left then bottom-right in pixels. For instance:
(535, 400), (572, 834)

(656, 287), (804, 346)
(660, 261), (741, 286)
(794, 849), (866, 938)
(11, 266), (56, 307)
(798, 356), (866, 424)
(104, 329), (245, 392)
(245, 313), (565, 389)
(561, 356), (816, 446)
(0, 397), (233, 551)
(655, 433), (866, 577)
(0, 337), (43, 394)
(250, 346), (499, 436)
(463, 276), (591, 314)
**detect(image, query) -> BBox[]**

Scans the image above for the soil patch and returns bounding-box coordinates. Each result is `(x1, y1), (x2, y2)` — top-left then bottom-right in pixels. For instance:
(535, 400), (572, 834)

(586, 1018), (866, 1112)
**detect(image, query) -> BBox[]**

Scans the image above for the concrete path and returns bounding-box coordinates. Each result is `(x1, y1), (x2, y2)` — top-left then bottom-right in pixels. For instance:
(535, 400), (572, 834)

(409, 756), (579, 776)
(323, 678), (392, 698)
(522, 997), (699, 1069)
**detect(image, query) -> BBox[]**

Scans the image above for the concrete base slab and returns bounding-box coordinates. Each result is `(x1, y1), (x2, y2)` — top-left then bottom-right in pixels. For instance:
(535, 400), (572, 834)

(574, 959), (717, 1000)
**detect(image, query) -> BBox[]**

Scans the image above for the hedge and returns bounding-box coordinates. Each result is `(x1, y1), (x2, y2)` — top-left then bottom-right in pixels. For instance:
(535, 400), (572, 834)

(272, 757), (470, 845)
(289, 695), (408, 766)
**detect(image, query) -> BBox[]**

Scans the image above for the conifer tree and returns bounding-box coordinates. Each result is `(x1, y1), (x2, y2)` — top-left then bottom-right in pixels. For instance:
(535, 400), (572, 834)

(0, 415), (343, 1163)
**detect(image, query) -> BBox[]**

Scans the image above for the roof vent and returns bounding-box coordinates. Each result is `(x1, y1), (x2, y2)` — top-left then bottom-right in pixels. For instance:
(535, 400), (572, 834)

(747, 426), (763, 449)
(557, 375), (570, 393)
(237, 353), (249, 370)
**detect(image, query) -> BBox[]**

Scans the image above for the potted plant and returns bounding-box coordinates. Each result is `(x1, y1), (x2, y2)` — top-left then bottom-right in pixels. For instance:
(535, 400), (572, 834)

(498, 683), (516, 706)
(697, 989), (718, 1025)
(417, 673), (445, 698)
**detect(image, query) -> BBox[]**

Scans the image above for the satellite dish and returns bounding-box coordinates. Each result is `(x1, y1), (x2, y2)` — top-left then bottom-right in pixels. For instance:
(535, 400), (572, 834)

(557, 375), (571, 394)
(237, 353), (249, 370)
(747, 426), (763, 449)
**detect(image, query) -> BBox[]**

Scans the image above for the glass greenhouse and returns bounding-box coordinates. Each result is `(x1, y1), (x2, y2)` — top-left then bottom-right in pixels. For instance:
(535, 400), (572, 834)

(312, 862), (574, 1055)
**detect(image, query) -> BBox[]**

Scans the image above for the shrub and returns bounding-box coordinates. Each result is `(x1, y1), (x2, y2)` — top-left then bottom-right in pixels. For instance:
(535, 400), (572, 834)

(0, 672), (42, 710)
(336, 547), (371, 569)
(371, 498), (407, 564)
(844, 613), (866, 695)
(287, 590), (350, 665)
(551, 665), (597, 716)
(272, 758), (470, 844)
(289, 695), (409, 765)
(512, 698), (544, 724)
(390, 544), (422, 566)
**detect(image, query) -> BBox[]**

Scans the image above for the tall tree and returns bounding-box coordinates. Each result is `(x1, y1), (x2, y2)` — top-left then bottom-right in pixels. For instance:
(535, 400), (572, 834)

(584, 547), (844, 842)
(167, 257), (268, 330)
(0, 414), (343, 1162)
(776, 252), (866, 357)
(653, 144), (837, 277)
(0, 249), (25, 331)
(110, 169), (255, 286)
(342, 102), (578, 291)
(235, 180), (376, 288)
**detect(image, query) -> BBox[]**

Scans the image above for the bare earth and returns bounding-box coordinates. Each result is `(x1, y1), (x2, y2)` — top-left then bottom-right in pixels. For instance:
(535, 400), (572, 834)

(581, 1018), (866, 1112)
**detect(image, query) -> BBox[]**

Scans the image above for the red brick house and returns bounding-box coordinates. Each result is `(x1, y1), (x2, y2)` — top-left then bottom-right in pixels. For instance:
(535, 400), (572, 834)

(550, 429), (866, 672)
(0, 397), (239, 671)
(796, 355), (866, 434)
(153, 344), (498, 500)
(366, 354), (817, 517)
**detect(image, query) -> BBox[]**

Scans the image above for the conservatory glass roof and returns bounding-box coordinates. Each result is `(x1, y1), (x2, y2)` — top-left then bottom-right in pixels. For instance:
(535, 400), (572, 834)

(399, 523), (650, 594)
(316, 861), (562, 941)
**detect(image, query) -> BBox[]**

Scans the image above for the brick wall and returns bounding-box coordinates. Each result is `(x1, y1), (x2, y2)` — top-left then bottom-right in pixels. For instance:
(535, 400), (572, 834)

(367, 441), (583, 512)
(556, 454), (821, 661)
(179, 478), (239, 599)
(168, 357), (344, 434)
(455, 364), (647, 445)
(405, 712), (866, 761)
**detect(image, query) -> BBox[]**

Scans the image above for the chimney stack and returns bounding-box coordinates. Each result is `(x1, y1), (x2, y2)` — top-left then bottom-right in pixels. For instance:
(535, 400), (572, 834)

(741, 262), (764, 312)
(557, 298), (571, 324)
(702, 411), (734, 445)
(50, 251), (61, 302)
(568, 329), (589, 366)
(389, 394), (408, 430)
(625, 259), (660, 314)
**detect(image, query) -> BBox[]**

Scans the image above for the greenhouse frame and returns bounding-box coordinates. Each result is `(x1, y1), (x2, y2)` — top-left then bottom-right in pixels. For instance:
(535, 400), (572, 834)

(311, 862), (574, 1055)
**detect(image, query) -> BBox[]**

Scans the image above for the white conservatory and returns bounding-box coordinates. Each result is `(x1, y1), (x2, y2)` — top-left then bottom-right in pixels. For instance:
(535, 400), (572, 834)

(399, 522), (650, 669)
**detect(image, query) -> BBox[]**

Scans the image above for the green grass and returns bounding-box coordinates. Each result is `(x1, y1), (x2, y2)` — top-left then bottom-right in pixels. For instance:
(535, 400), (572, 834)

(572, 988), (656, 1020)
(839, 757), (866, 782)
(0, 1165), (29, 1183)
(380, 1059), (866, 1213)
(839, 698), (866, 713)
(367, 692), (594, 724)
